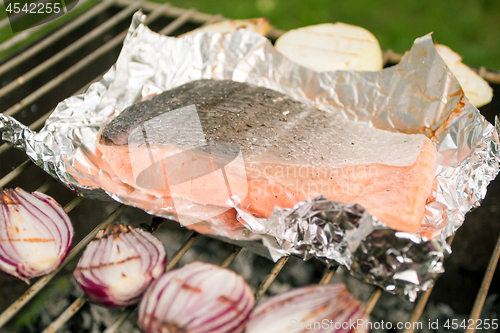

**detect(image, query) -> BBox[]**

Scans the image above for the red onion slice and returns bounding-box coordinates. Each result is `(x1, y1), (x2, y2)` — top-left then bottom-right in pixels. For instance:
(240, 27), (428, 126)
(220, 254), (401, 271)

(74, 223), (167, 307)
(138, 261), (254, 333)
(246, 284), (369, 333)
(0, 188), (74, 283)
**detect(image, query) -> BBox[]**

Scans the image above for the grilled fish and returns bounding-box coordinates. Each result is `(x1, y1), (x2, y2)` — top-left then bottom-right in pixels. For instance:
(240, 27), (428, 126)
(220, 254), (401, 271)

(96, 80), (436, 235)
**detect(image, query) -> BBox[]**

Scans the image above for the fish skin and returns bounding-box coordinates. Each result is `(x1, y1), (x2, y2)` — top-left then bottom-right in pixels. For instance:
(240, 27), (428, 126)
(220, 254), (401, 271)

(97, 80), (436, 234)
(99, 80), (314, 152)
(100, 80), (425, 167)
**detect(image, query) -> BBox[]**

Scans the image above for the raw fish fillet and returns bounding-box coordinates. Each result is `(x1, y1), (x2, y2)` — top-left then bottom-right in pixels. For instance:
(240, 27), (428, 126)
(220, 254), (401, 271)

(96, 80), (436, 235)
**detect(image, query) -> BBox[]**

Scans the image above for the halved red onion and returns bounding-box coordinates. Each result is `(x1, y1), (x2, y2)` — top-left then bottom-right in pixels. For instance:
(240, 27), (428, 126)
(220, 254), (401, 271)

(74, 223), (167, 307)
(246, 284), (369, 333)
(0, 188), (74, 283)
(138, 261), (254, 333)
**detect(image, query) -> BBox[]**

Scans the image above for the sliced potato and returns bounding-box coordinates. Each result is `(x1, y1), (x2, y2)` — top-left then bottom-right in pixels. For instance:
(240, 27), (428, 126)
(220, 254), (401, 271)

(181, 18), (271, 37)
(435, 44), (493, 108)
(274, 22), (383, 72)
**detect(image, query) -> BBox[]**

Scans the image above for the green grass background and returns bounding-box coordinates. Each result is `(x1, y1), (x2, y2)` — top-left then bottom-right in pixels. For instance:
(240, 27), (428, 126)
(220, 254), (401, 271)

(0, 0), (499, 69)
(160, 0), (500, 70)
(0, 0), (97, 59)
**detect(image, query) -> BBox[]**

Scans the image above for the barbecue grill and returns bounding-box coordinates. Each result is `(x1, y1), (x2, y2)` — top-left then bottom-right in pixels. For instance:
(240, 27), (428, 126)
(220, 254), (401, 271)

(1, 0), (500, 332)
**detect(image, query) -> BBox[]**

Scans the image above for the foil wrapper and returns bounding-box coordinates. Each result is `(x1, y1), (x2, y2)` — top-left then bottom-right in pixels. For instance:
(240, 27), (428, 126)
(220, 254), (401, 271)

(257, 196), (448, 300)
(1, 11), (499, 300)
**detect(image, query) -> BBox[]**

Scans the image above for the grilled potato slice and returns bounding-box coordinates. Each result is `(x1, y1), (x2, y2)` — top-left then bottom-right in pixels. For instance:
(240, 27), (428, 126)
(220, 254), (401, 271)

(274, 22), (383, 72)
(435, 44), (493, 108)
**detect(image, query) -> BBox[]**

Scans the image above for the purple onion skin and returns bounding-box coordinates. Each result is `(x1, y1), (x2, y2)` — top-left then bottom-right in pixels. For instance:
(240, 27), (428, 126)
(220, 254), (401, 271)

(246, 284), (369, 333)
(0, 188), (74, 283)
(74, 223), (167, 307)
(138, 261), (255, 333)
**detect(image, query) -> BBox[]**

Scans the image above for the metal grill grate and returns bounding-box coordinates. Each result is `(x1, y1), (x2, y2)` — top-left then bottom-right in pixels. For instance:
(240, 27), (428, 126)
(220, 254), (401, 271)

(1, 1), (499, 332)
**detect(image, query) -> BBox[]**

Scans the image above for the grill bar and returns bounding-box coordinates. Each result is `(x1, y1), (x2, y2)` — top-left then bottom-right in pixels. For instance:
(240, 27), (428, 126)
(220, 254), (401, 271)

(44, 227), (204, 333)
(0, 1), (142, 98)
(0, 110), (50, 155)
(0, 0), (114, 77)
(365, 289), (382, 316)
(2, 1), (175, 118)
(115, 0), (223, 25)
(106, 243), (337, 333)
(0, 0), (93, 53)
(166, 232), (202, 271)
(0, 70), (110, 193)
(63, 196), (85, 213)
(0, 70), (105, 157)
(220, 246), (243, 268)
(158, 7), (197, 35)
(0, 3), (141, 116)
(41, 222), (207, 333)
(202, 13), (226, 27)
(0, 159), (34, 188)
(319, 265), (337, 285)
(0, 204), (126, 328)
(102, 244), (243, 333)
(103, 311), (134, 333)
(405, 289), (433, 333)
(36, 178), (57, 193)
(465, 232), (500, 333)
(101, 231), (203, 333)
(3, 35), (121, 116)
(0, 16), (11, 30)
(42, 295), (87, 333)
(403, 235), (457, 332)
(254, 256), (289, 302)
(43, 229), (210, 333)
(0, 143), (11, 156)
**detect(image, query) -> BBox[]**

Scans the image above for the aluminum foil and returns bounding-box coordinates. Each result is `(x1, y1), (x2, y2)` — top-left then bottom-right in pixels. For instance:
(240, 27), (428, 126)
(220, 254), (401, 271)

(257, 196), (448, 301)
(1, 11), (499, 300)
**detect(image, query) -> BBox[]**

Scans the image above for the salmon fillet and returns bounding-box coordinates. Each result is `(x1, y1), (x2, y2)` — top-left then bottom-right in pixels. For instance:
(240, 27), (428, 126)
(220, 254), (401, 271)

(96, 80), (436, 234)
